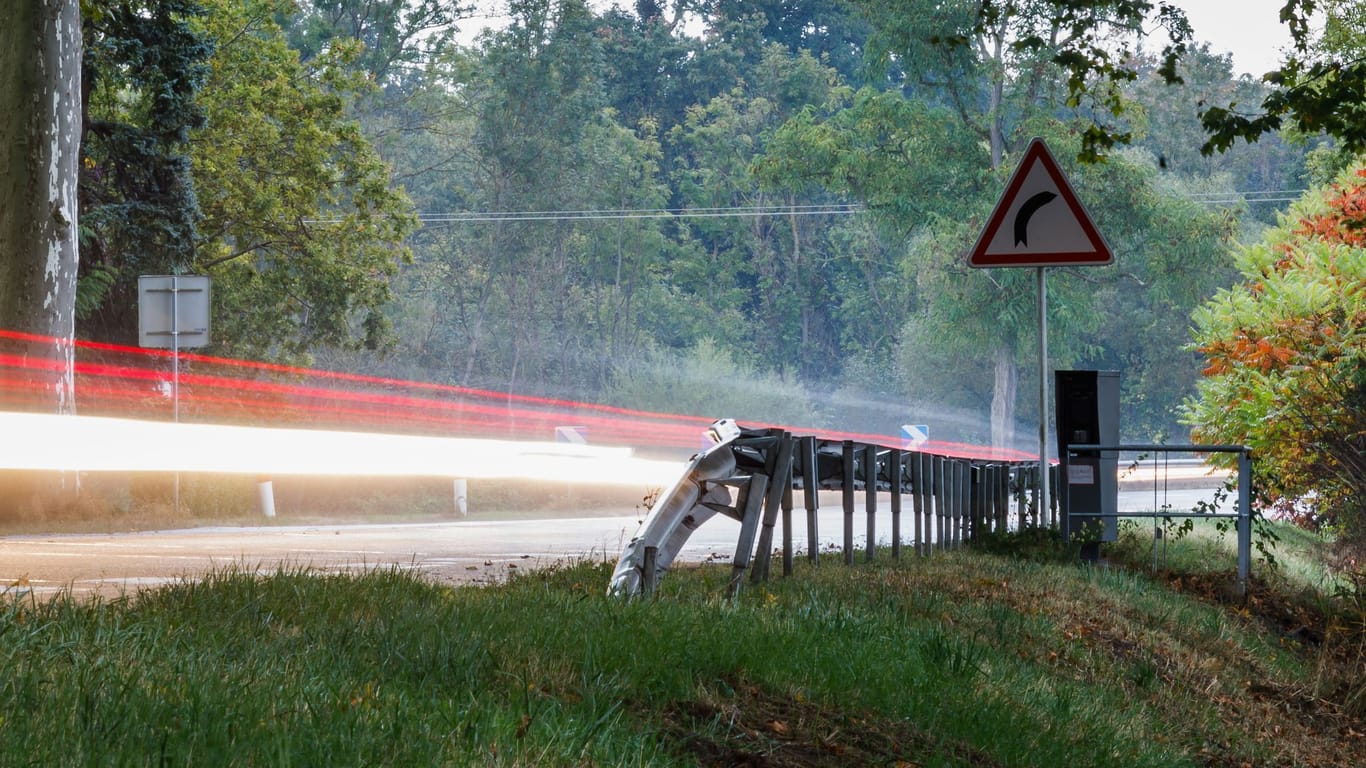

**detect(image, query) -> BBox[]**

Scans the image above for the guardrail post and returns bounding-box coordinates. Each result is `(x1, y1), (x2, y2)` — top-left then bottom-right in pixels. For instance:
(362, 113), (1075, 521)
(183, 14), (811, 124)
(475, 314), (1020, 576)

(912, 452), (926, 556)
(889, 448), (903, 560)
(257, 476), (276, 519)
(934, 453), (945, 549)
(1015, 465), (1031, 527)
(800, 436), (818, 565)
(842, 441), (855, 566)
(753, 432), (793, 584)
(865, 443), (878, 562)
(996, 465), (1009, 532)
(970, 464), (983, 543)
(728, 474), (769, 599)
(953, 461), (966, 547)
(782, 441), (795, 577)
(453, 478), (468, 516)
(642, 546), (658, 598)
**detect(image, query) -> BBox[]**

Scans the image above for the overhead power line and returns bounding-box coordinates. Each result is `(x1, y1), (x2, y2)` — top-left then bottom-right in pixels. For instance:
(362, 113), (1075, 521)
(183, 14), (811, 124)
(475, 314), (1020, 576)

(305, 204), (866, 225)
(304, 188), (1307, 226)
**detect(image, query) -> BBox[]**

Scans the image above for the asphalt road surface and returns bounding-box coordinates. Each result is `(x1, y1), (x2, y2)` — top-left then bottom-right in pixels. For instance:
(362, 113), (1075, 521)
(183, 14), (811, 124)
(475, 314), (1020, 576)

(2, 475), (1232, 599)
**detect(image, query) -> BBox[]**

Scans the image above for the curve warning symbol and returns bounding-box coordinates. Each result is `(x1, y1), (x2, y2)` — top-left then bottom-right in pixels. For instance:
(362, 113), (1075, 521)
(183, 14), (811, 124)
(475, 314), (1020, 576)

(1013, 191), (1057, 247)
(968, 138), (1111, 268)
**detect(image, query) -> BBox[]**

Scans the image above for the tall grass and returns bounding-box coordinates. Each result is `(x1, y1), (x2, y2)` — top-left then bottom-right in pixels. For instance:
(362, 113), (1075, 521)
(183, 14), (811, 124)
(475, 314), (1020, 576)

(0, 541), (1352, 766)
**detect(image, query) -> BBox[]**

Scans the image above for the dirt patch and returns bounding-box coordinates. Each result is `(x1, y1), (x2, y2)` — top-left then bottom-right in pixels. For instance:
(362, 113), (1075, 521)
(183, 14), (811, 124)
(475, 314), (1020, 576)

(657, 678), (1002, 768)
(1158, 571), (1366, 766)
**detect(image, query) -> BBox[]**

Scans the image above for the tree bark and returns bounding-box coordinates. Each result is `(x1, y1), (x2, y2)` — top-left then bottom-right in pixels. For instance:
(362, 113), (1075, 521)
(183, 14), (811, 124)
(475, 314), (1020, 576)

(990, 342), (1017, 452)
(0, 0), (81, 414)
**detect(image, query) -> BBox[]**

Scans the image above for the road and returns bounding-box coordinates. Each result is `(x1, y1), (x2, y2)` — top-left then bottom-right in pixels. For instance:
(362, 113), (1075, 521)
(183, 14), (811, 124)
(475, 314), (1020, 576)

(1, 481), (1232, 599)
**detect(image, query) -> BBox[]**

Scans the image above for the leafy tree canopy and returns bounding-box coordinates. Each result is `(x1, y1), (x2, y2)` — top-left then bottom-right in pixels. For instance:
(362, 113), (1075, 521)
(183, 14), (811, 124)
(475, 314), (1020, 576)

(190, 0), (416, 360)
(78, 0), (214, 331)
(1184, 163), (1366, 537)
(1201, 0), (1366, 155)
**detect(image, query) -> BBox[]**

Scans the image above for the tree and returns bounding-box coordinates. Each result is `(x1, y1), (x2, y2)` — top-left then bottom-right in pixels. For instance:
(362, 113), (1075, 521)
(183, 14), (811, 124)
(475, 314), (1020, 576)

(670, 45), (852, 377)
(0, 0), (82, 414)
(78, 0), (212, 344)
(188, 0), (415, 360)
(1184, 164), (1366, 538)
(1199, 0), (1366, 155)
(282, 0), (470, 92)
(827, 0), (1155, 449)
(863, 0), (1193, 161)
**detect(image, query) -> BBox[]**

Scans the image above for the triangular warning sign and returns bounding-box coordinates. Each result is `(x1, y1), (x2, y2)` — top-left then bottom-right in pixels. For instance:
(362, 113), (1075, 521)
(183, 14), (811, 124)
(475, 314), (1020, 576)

(968, 138), (1112, 268)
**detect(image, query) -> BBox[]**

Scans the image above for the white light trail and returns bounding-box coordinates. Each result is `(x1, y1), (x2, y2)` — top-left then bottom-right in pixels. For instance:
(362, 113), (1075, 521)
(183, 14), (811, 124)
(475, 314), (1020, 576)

(0, 413), (685, 487)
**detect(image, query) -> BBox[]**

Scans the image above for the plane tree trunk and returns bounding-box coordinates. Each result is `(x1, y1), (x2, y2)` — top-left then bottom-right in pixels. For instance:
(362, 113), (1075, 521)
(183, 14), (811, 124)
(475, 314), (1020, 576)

(0, 0), (81, 413)
(0, 0), (82, 517)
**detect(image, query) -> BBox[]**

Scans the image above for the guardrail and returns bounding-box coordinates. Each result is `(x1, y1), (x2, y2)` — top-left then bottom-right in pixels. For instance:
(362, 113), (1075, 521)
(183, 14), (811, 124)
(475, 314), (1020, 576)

(610, 422), (1055, 598)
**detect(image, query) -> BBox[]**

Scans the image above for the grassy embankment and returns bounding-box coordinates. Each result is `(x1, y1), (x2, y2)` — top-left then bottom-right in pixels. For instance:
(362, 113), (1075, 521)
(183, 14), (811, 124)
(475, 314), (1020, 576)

(1, 523), (1362, 767)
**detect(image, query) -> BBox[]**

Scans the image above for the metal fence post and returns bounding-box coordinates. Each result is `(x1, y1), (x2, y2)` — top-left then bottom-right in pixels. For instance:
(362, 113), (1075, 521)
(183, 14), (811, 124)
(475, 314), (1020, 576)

(889, 448), (903, 560)
(842, 440), (855, 566)
(728, 474), (769, 599)
(934, 455), (947, 552)
(912, 452), (925, 556)
(782, 442), (795, 577)
(753, 433), (793, 584)
(1237, 449), (1252, 594)
(801, 436), (819, 565)
(865, 443), (878, 562)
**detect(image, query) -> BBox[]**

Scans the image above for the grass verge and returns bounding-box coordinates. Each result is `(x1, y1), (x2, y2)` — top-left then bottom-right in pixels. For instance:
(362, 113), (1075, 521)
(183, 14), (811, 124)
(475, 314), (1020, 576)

(1, 531), (1362, 766)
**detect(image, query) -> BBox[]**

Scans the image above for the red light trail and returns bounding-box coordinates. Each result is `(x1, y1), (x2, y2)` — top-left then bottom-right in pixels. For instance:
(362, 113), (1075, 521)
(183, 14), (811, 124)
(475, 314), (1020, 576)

(0, 329), (1037, 463)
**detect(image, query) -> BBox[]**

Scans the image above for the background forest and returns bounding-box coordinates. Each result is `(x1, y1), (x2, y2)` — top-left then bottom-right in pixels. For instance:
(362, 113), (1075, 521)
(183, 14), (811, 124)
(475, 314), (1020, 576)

(74, 0), (1336, 456)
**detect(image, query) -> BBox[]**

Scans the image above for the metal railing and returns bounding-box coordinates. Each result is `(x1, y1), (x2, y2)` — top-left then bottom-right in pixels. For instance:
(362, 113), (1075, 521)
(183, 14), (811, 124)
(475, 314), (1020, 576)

(612, 424), (1056, 598)
(1064, 443), (1253, 591)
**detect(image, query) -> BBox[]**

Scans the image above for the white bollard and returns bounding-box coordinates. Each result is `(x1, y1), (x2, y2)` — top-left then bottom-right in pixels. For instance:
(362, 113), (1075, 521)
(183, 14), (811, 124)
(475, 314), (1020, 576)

(257, 477), (276, 518)
(453, 478), (467, 516)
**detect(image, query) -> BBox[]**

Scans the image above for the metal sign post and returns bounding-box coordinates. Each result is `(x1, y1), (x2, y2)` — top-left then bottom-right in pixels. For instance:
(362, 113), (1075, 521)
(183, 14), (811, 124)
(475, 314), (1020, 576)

(967, 138), (1112, 517)
(138, 275), (211, 513)
(1037, 267), (1048, 518)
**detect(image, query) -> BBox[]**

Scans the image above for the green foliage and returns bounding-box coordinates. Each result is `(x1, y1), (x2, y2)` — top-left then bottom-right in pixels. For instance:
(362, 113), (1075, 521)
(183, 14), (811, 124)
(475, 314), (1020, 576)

(860, 0), (1192, 162)
(603, 338), (825, 427)
(281, 0), (470, 91)
(973, 525), (1078, 563)
(78, 0), (214, 339)
(189, 0), (416, 360)
(1184, 164), (1366, 538)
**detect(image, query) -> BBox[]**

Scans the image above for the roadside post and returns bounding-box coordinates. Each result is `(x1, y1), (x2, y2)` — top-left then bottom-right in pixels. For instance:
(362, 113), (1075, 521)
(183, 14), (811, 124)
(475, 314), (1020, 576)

(138, 275), (211, 514)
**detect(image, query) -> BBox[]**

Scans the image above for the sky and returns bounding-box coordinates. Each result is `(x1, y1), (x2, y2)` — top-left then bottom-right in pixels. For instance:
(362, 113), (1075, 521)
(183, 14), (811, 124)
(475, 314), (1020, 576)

(1174, 0), (1299, 77)
(461, 2), (1301, 79)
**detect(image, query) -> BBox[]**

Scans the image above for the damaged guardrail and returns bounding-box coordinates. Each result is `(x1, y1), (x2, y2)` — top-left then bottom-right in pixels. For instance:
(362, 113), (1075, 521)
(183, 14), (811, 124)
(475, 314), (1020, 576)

(608, 419), (1049, 598)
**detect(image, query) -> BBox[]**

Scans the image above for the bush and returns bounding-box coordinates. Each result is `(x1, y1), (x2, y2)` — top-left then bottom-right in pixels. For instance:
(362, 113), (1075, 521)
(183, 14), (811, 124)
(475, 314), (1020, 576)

(1183, 164), (1366, 540)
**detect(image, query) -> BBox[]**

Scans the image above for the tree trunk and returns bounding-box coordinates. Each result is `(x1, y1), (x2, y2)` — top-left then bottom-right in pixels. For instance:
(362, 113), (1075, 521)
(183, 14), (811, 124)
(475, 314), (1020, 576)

(0, 0), (81, 413)
(990, 343), (1017, 452)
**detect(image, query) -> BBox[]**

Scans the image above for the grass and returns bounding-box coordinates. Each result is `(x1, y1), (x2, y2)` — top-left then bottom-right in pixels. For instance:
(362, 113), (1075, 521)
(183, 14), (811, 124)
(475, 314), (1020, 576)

(1, 529), (1362, 766)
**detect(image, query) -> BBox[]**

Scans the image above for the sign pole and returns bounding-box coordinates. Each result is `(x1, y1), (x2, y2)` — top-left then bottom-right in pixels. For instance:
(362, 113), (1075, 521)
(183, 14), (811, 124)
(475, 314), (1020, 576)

(1037, 267), (1049, 522)
(172, 276), (181, 515)
(138, 274), (210, 517)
